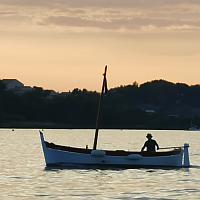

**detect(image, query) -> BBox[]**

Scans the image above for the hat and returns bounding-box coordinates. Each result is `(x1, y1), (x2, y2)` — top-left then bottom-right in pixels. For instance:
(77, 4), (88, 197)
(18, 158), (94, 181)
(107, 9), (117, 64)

(146, 133), (152, 138)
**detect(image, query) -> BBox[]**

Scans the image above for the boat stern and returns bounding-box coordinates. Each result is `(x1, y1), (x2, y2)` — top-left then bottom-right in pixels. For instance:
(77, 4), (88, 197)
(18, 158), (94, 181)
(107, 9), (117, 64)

(183, 143), (190, 167)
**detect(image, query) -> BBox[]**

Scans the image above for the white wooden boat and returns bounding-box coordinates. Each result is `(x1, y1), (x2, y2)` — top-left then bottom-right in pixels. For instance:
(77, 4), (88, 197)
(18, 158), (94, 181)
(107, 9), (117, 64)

(188, 120), (200, 131)
(39, 66), (190, 168)
(40, 132), (190, 168)
(188, 125), (200, 131)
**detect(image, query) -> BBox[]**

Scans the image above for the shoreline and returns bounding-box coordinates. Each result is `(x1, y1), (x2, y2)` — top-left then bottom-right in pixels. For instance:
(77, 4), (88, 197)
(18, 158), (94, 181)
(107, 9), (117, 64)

(0, 121), (187, 130)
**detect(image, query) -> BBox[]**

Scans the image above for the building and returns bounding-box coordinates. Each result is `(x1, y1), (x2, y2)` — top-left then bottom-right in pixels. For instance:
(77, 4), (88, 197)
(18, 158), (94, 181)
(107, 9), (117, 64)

(2, 79), (24, 90)
(1, 79), (34, 95)
(14, 86), (33, 95)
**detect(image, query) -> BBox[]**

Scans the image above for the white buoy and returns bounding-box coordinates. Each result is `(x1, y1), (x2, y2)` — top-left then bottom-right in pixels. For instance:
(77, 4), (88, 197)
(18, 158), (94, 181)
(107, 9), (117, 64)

(91, 150), (106, 157)
(127, 154), (143, 160)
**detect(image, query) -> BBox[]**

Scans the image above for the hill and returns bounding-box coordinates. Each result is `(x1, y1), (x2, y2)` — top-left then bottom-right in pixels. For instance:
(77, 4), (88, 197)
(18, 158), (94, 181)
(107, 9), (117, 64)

(0, 79), (200, 129)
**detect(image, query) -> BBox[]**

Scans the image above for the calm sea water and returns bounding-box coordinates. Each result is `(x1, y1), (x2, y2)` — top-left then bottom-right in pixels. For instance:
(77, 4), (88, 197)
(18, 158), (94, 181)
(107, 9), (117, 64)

(0, 129), (200, 200)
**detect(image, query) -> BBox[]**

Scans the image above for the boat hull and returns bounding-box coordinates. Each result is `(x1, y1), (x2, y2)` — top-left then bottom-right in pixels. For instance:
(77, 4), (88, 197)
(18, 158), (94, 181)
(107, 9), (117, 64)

(40, 132), (190, 168)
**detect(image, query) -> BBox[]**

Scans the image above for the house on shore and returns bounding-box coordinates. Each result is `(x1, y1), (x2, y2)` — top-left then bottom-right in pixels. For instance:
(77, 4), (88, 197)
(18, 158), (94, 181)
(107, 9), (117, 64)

(2, 79), (33, 94)
(2, 79), (24, 90)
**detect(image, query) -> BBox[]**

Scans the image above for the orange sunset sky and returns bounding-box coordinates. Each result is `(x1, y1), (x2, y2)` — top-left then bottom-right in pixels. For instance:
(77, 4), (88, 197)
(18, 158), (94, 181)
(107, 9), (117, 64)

(1, 0), (200, 92)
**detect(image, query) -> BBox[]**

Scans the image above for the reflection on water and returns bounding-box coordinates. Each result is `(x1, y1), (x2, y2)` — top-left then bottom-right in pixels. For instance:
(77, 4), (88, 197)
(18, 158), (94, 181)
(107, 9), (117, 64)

(0, 129), (200, 199)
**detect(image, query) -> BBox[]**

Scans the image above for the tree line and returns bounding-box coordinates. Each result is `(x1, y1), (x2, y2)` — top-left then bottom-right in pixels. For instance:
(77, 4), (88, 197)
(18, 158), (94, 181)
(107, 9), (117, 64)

(0, 79), (200, 129)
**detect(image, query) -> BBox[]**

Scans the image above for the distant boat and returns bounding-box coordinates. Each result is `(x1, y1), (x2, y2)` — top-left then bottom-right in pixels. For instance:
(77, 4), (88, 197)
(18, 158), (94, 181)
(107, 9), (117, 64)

(188, 125), (200, 131)
(188, 120), (200, 131)
(39, 66), (190, 168)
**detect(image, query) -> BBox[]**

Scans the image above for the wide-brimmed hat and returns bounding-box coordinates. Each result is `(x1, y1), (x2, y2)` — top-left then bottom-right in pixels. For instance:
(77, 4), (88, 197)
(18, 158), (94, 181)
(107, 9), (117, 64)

(146, 133), (152, 138)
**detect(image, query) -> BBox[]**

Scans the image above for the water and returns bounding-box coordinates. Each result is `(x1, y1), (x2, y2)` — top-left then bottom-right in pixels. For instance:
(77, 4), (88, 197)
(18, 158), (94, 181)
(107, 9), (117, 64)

(0, 129), (200, 200)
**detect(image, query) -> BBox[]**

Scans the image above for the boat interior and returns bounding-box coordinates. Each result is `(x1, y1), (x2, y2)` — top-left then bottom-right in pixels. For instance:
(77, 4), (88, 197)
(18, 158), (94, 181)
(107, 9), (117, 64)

(45, 141), (182, 157)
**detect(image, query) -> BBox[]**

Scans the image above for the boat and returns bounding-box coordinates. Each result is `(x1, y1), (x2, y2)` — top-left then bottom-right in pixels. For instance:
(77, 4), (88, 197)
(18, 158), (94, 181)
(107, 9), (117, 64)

(188, 119), (200, 131)
(39, 66), (190, 168)
(188, 126), (200, 131)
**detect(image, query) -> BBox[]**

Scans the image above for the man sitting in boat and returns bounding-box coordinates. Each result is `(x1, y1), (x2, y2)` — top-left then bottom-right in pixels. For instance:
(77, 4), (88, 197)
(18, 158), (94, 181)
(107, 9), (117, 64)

(141, 133), (159, 152)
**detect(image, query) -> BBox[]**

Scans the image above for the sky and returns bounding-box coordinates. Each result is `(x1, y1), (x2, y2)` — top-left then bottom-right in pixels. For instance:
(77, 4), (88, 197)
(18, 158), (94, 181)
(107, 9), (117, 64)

(0, 0), (200, 92)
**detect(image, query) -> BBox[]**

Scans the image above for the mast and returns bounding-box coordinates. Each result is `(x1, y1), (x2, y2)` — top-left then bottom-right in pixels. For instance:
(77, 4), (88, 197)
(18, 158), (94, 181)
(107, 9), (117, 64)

(93, 65), (108, 150)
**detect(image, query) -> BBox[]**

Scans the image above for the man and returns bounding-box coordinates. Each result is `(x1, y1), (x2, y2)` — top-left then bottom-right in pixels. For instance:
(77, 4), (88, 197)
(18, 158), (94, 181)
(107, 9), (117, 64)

(141, 133), (159, 152)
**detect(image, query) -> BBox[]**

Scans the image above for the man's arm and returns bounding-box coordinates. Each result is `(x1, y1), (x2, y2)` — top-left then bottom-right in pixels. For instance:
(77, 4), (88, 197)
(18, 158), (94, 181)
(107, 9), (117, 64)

(141, 142), (146, 151)
(155, 141), (159, 150)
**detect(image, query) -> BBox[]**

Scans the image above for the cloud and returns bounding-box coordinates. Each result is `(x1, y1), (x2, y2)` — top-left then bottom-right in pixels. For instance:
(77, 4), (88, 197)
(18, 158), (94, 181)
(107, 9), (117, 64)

(38, 6), (200, 33)
(0, 11), (18, 15)
(1, 0), (200, 9)
(1, 0), (200, 34)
